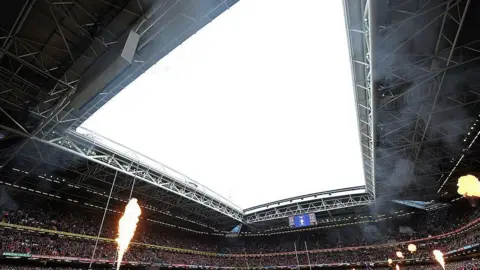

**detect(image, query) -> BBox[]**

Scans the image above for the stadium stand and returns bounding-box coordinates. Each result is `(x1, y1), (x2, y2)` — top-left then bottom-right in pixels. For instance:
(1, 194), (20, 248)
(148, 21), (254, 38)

(1, 190), (480, 268)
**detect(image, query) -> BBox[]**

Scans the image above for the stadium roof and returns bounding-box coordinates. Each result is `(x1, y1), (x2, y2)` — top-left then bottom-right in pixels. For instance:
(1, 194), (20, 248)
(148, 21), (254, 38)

(77, 0), (365, 209)
(1, 0), (480, 232)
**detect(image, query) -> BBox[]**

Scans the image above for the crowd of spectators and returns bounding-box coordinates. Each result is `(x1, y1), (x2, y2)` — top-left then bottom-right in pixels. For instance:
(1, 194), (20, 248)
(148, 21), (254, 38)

(1, 190), (480, 268)
(0, 216), (479, 267)
(2, 191), (480, 254)
(0, 260), (478, 269)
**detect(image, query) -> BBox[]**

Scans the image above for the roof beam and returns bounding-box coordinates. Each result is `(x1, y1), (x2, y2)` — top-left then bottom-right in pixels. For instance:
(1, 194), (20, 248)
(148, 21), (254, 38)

(0, 123), (245, 223)
(343, 0), (376, 198)
(245, 193), (373, 223)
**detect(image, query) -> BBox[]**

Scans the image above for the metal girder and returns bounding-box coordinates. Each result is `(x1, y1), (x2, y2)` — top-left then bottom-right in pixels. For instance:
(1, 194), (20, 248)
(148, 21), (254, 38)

(372, 0), (480, 197)
(344, 0), (376, 198)
(0, 0), (143, 170)
(244, 186), (367, 213)
(0, 124), (244, 222)
(55, 131), (244, 222)
(245, 193), (373, 223)
(407, 0), (471, 181)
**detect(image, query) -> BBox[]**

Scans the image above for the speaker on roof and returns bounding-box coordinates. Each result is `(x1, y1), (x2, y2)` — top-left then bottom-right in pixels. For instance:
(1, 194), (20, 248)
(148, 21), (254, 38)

(70, 30), (140, 110)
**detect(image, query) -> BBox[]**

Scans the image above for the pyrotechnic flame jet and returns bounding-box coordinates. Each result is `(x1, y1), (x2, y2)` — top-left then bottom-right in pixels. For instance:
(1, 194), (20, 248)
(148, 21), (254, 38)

(407, 244), (416, 253)
(457, 175), (480, 197)
(116, 198), (142, 270)
(433, 250), (445, 270)
(396, 251), (404, 258)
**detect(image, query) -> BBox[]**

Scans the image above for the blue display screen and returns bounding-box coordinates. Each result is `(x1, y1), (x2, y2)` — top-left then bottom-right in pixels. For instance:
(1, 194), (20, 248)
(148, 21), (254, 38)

(288, 213), (317, 228)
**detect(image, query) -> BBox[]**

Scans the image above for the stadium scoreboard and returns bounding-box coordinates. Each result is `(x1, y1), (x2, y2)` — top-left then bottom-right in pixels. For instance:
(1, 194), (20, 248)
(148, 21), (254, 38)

(288, 213), (317, 228)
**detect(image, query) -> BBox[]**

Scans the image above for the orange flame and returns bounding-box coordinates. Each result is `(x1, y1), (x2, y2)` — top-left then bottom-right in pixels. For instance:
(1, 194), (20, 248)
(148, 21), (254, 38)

(396, 264), (400, 270)
(388, 259), (393, 265)
(407, 244), (417, 253)
(457, 175), (480, 197)
(396, 251), (404, 258)
(433, 250), (445, 270)
(116, 198), (142, 270)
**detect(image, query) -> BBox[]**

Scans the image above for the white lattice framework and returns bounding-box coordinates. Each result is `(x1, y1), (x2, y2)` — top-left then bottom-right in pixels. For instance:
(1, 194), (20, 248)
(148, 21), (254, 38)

(344, 0), (376, 199)
(245, 193), (373, 223)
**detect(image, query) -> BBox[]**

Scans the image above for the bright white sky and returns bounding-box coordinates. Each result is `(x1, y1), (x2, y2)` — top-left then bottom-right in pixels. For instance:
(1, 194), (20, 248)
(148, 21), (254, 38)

(79, 0), (365, 209)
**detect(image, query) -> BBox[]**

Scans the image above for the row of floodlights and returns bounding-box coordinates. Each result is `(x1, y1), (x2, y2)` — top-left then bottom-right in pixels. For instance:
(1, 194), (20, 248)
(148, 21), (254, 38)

(0, 176), (211, 235)
(11, 168), (218, 232)
(56, 139), (96, 156)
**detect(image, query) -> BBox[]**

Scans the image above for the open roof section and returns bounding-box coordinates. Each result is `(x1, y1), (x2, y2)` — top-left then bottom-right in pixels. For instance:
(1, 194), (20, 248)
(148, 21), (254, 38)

(78, 0), (365, 208)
